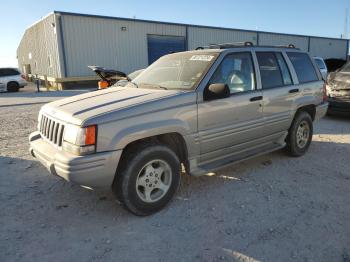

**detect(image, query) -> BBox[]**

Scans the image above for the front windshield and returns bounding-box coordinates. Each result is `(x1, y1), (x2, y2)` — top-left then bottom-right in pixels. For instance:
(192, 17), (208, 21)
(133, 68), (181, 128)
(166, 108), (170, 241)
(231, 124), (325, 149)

(340, 62), (350, 73)
(127, 52), (219, 90)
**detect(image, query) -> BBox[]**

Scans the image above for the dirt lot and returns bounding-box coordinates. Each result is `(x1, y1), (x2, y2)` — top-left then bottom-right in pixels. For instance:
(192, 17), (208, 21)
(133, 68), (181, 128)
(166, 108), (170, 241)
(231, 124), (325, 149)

(1, 87), (350, 262)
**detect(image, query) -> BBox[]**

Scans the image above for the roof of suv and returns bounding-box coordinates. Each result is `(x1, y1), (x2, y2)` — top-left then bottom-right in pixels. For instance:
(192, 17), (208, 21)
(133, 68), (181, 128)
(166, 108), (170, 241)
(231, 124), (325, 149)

(193, 42), (303, 53)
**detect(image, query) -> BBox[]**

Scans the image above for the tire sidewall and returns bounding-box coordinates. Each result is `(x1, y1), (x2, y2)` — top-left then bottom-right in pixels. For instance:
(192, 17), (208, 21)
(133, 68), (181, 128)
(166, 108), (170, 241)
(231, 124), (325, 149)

(289, 112), (313, 156)
(7, 82), (19, 92)
(120, 145), (180, 215)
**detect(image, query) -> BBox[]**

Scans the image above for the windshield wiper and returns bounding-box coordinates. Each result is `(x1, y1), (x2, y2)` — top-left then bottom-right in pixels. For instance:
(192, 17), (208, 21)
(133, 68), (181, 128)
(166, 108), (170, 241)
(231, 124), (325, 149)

(139, 83), (168, 90)
(156, 85), (168, 90)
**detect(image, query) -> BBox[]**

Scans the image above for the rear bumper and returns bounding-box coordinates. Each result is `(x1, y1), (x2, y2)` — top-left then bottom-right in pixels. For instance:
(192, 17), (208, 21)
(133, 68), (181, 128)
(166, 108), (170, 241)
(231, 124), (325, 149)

(314, 102), (329, 121)
(328, 97), (350, 115)
(29, 131), (121, 188)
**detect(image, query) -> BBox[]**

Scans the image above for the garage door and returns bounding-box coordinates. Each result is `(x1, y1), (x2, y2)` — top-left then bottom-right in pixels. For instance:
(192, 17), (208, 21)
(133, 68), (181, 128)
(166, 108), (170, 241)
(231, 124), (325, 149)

(147, 35), (186, 64)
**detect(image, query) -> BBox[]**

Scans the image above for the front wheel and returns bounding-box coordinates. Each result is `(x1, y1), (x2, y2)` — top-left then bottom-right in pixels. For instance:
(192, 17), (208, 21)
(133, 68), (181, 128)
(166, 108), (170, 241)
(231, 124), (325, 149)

(113, 144), (181, 216)
(285, 111), (313, 157)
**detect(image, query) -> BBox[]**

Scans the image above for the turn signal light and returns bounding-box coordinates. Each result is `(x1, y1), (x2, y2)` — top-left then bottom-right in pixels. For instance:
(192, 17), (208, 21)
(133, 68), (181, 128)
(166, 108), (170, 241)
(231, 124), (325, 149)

(98, 80), (109, 89)
(85, 125), (96, 145)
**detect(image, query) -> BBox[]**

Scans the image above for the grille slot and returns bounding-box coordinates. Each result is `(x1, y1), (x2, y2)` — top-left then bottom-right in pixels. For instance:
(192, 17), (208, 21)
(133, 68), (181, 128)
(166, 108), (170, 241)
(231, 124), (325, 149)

(39, 115), (65, 147)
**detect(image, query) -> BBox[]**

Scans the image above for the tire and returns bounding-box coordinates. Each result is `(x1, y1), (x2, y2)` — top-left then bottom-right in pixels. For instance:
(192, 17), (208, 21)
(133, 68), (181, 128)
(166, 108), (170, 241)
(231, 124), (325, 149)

(7, 82), (19, 92)
(285, 111), (313, 157)
(113, 143), (181, 216)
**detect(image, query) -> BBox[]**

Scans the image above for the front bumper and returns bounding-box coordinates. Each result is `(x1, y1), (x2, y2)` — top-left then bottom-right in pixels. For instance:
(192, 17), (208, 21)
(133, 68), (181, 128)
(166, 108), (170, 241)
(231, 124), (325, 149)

(314, 102), (329, 121)
(328, 97), (350, 115)
(29, 131), (121, 188)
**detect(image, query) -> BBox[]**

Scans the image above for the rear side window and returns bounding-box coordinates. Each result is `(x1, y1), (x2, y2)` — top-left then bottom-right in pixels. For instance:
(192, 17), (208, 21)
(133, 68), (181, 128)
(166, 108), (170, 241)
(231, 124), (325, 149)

(314, 58), (326, 70)
(256, 52), (284, 89)
(275, 53), (293, 85)
(287, 52), (319, 83)
(0, 68), (20, 76)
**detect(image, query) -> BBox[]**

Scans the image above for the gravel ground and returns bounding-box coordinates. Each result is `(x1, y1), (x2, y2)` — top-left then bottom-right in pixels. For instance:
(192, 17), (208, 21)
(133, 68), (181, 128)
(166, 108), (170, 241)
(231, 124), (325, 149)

(1, 87), (350, 262)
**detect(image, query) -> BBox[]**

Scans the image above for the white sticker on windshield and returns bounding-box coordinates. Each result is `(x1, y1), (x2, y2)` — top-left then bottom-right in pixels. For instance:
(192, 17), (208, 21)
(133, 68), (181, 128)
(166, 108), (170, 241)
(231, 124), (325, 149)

(190, 55), (214, 61)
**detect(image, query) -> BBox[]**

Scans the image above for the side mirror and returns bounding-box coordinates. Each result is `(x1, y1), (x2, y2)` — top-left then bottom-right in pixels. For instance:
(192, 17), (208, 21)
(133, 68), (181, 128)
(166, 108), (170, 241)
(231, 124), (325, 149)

(204, 83), (230, 101)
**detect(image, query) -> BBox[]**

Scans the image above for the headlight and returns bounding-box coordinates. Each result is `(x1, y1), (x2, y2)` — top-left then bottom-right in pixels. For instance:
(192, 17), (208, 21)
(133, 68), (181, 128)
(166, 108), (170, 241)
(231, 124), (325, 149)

(62, 124), (97, 155)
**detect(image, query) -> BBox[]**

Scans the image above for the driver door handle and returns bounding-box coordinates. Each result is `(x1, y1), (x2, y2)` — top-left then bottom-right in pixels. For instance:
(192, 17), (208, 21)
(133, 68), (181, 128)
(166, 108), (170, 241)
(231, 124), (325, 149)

(289, 88), (299, 93)
(250, 96), (263, 102)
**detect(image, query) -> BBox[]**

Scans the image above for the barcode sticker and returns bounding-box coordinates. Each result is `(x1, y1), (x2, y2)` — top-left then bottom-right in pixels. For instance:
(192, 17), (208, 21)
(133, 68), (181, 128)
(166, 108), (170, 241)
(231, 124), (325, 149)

(190, 55), (214, 61)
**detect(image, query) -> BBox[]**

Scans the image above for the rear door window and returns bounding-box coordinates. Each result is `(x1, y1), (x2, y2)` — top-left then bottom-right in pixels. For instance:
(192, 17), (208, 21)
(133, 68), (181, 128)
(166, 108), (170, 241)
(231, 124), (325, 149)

(256, 52), (284, 89)
(287, 52), (319, 83)
(275, 53), (293, 85)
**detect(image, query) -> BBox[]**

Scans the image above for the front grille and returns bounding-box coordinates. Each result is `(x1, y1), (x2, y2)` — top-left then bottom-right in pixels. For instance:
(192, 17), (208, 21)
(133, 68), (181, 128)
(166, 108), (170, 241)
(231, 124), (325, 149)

(39, 115), (65, 146)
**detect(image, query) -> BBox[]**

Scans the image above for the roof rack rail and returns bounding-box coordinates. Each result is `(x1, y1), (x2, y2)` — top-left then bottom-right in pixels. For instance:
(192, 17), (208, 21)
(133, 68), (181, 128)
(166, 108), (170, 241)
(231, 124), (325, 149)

(195, 41), (254, 50)
(195, 42), (298, 50)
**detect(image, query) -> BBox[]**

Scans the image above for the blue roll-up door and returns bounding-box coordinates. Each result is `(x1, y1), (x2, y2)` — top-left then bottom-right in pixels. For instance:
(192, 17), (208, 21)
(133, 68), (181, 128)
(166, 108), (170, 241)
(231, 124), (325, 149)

(147, 35), (186, 65)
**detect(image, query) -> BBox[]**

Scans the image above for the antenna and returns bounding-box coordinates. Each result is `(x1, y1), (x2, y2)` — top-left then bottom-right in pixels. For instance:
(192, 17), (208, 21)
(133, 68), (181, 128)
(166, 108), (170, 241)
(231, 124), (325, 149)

(344, 8), (349, 39)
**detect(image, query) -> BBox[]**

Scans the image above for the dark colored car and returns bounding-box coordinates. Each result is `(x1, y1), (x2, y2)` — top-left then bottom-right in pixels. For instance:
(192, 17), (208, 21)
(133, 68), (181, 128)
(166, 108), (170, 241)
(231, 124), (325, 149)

(326, 62), (350, 115)
(325, 58), (347, 72)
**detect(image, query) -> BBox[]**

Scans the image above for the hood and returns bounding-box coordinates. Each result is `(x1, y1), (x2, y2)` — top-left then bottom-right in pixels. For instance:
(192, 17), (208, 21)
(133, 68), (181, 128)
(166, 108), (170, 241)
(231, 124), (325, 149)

(41, 87), (182, 126)
(328, 71), (350, 90)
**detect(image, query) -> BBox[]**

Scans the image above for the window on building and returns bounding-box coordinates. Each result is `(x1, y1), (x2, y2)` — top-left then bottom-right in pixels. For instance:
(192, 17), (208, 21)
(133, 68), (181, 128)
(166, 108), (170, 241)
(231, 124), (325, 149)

(209, 52), (256, 94)
(287, 52), (319, 83)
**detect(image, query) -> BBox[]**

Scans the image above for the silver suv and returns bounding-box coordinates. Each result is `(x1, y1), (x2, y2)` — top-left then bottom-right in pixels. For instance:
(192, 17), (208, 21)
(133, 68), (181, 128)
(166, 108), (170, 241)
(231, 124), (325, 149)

(0, 68), (27, 92)
(29, 44), (328, 215)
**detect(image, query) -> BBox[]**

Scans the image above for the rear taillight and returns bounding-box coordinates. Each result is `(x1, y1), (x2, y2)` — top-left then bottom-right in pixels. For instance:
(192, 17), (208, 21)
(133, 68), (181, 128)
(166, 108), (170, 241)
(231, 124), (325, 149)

(21, 74), (26, 80)
(323, 82), (328, 102)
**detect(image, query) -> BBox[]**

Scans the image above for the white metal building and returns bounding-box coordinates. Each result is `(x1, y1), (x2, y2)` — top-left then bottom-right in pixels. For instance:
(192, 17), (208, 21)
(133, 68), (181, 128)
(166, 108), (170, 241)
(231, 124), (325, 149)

(17, 11), (349, 89)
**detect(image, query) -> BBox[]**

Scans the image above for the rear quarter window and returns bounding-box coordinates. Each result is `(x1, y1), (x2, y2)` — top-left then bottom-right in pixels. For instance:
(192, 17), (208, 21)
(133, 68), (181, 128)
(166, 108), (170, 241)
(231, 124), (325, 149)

(314, 58), (326, 70)
(287, 52), (319, 83)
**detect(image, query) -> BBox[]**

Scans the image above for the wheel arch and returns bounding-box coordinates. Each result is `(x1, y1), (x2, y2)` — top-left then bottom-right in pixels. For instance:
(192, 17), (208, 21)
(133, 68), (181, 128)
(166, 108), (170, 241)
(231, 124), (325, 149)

(7, 80), (19, 87)
(294, 104), (316, 121)
(118, 132), (189, 173)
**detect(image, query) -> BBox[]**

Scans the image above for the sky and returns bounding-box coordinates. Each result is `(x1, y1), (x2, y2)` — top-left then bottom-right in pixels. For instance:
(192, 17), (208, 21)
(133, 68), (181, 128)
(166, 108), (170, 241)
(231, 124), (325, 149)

(0, 0), (349, 67)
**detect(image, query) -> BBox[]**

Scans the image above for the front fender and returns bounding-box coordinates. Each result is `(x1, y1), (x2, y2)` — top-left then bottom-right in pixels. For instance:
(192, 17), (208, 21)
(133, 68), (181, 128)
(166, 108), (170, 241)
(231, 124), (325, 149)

(109, 119), (191, 150)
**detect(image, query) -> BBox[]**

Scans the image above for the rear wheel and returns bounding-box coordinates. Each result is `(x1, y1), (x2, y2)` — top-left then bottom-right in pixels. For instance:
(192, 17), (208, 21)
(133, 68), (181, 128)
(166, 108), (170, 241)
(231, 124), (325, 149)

(7, 82), (19, 92)
(285, 111), (313, 157)
(113, 143), (181, 216)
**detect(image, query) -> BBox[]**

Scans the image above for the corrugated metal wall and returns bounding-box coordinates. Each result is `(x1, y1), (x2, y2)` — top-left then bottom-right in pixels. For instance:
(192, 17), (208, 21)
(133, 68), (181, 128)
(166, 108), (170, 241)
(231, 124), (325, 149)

(258, 33), (309, 51)
(187, 27), (257, 50)
(60, 15), (186, 76)
(17, 13), (62, 78)
(17, 12), (349, 80)
(309, 37), (348, 59)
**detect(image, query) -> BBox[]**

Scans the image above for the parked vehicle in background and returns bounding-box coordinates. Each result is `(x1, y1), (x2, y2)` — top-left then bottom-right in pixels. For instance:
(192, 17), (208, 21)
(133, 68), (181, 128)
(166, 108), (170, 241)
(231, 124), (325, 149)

(89, 66), (145, 89)
(0, 68), (27, 92)
(325, 58), (347, 72)
(326, 61), (350, 115)
(313, 57), (328, 80)
(29, 43), (328, 216)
